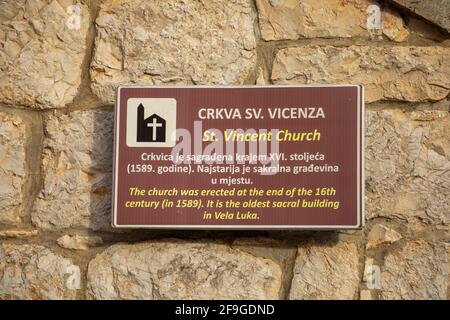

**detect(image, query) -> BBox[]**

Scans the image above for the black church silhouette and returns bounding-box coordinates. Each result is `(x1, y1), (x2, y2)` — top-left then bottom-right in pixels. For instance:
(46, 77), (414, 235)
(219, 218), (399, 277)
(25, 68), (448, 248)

(136, 103), (166, 142)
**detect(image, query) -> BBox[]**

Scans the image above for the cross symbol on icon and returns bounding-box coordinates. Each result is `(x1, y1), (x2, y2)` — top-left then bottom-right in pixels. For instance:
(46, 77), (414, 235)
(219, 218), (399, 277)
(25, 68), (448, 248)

(147, 117), (163, 141)
(136, 103), (168, 143)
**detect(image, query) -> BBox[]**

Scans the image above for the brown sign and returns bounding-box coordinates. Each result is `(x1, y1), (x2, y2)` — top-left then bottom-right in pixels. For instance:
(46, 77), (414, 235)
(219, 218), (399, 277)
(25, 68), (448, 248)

(112, 86), (364, 229)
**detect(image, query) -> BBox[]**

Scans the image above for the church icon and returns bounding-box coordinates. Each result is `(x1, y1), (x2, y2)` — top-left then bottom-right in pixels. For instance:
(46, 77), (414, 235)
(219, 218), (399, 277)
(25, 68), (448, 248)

(126, 98), (176, 148)
(136, 103), (166, 142)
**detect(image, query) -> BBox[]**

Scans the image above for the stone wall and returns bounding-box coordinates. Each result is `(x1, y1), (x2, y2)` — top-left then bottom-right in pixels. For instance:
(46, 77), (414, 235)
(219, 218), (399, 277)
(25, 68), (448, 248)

(0, 0), (449, 300)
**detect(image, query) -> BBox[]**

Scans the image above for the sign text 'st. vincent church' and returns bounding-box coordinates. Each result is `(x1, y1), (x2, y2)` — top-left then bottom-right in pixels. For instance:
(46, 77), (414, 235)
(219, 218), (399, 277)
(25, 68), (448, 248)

(136, 103), (166, 142)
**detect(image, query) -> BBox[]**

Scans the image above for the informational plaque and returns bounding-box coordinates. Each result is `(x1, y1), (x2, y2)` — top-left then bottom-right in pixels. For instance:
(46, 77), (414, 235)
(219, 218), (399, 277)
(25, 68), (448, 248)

(112, 86), (364, 229)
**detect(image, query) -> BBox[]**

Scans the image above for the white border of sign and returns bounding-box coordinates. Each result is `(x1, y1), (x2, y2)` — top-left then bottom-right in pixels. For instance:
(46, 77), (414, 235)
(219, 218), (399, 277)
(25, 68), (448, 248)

(112, 85), (364, 230)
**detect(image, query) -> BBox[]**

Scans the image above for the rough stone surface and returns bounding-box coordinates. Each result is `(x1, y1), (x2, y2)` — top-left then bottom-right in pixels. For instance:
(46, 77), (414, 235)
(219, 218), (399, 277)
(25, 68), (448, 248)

(380, 241), (448, 299)
(0, 0), (89, 108)
(91, 0), (257, 103)
(272, 46), (450, 102)
(0, 0), (448, 302)
(232, 237), (296, 269)
(0, 112), (26, 225)
(0, 229), (38, 238)
(32, 110), (113, 231)
(232, 237), (296, 296)
(360, 289), (374, 300)
(0, 244), (80, 299)
(382, 7), (410, 42)
(289, 240), (360, 300)
(87, 240), (282, 300)
(390, 0), (450, 32)
(367, 224), (402, 248)
(365, 110), (449, 226)
(256, 68), (267, 85)
(363, 257), (376, 281)
(447, 244), (450, 299)
(57, 234), (104, 250)
(408, 17), (447, 42)
(256, 0), (408, 41)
